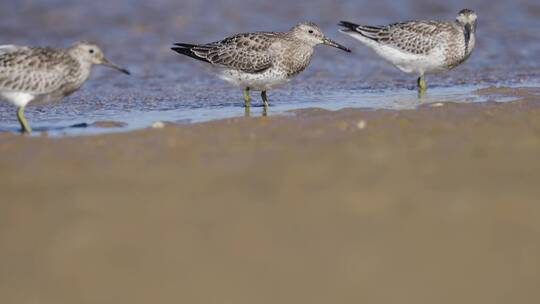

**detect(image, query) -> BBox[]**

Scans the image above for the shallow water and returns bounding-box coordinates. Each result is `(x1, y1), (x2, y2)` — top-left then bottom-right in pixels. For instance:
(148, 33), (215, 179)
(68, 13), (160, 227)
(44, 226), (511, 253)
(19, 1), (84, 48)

(0, 0), (539, 136)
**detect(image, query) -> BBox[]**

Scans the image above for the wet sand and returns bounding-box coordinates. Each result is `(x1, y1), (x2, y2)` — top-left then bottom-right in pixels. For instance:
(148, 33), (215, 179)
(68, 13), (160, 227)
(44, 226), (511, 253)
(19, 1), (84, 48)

(2, 0), (539, 301)
(1, 87), (540, 303)
(2, 0), (540, 131)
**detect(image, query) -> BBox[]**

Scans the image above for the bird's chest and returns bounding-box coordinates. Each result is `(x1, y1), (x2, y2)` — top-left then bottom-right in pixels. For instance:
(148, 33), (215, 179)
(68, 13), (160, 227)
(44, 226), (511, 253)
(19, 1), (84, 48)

(277, 45), (314, 77)
(443, 31), (474, 69)
(34, 62), (91, 104)
(60, 63), (91, 96)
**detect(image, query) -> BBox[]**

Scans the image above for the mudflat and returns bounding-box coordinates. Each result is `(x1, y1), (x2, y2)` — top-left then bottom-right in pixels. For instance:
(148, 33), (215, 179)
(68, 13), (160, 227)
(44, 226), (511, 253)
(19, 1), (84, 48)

(1, 87), (540, 303)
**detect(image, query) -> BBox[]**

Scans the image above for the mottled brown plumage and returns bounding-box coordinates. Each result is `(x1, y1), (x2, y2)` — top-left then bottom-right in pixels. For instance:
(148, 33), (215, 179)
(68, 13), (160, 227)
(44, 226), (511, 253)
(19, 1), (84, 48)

(0, 41), (130, 133)
(172, 22), (351, 109)
(0, 46), (88, 103)
(339, 9), (478, 92)
(356, 21), (451, 55)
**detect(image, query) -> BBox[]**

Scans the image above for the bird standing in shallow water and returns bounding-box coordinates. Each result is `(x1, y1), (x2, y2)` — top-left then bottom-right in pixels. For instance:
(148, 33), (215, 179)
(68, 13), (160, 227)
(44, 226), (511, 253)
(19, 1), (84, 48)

(172, 22), (351, 113)
(339, 9), (477, 93)
(0, 41), (130, 133)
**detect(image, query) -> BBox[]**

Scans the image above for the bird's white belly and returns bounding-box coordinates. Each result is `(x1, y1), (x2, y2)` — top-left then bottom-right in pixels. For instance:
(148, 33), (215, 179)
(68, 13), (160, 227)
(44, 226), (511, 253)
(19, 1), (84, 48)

(375, 45), (447, 75)
(217, 68), (290, 91)
(0, 91), (35, 107)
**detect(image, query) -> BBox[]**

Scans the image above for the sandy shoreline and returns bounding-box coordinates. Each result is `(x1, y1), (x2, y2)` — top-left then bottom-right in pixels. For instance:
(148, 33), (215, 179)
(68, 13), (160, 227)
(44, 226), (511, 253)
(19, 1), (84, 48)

(1, 87), (540, 303)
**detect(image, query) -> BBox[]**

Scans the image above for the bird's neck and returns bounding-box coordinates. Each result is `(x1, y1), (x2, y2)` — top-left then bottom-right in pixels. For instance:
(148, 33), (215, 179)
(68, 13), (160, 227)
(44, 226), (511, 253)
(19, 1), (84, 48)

(64, 55), (93, 93)
(459, 22), (476, 56)
(283, 43), (314, 76)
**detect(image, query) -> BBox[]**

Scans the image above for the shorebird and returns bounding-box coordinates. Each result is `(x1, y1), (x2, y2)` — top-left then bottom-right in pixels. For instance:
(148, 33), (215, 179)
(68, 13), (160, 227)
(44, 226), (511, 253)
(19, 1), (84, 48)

(339, 9), (477, 92)
(0, 41), (130, 133)
(172, 22), (351, 111)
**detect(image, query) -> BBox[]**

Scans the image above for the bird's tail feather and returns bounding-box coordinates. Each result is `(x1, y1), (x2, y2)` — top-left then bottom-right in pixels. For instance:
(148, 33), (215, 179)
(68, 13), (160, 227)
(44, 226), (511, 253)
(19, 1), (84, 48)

(173, 43), (198, 49)
(171, 43), (211, 63)
(338, 21), (358, 30)
(338, 21), (383, 42)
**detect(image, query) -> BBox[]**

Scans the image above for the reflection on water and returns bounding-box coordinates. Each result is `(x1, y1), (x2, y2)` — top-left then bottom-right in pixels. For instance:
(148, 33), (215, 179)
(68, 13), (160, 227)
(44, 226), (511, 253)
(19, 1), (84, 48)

(0, 0), (539, 135)
(0, 83), (536, 137)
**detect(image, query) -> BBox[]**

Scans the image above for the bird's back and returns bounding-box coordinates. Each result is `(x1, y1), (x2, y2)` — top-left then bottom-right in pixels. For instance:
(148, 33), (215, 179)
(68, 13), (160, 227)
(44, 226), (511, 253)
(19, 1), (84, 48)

(173, 32), (282, 73)
(340, 19), (472, 74)
(0, 46), (84, 99)
(342, 20), (459, 55)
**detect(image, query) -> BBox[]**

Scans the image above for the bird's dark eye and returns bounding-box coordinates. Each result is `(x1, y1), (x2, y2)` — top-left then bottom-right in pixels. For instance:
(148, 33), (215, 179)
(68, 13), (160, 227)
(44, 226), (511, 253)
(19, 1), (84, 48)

(308, 30), (314, 34)
(89, 49), (94, 54)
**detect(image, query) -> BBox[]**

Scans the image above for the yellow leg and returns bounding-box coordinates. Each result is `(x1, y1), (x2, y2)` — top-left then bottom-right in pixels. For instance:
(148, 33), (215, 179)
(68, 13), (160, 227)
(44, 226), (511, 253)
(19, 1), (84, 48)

(261, 91), (269, 108)
(243, 87), (251, 108)
(417, 75), (427, 92)
(16, 106), (32, 134)
(261, 91), (269, 117)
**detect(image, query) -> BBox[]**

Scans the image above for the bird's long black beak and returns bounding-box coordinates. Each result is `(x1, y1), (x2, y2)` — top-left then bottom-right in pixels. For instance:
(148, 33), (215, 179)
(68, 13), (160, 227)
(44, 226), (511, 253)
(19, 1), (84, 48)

(464, 24), (472, 36)
(464, 24), (472, 48)
(322, 37), (351, 53)
(102, 58), (131, 75)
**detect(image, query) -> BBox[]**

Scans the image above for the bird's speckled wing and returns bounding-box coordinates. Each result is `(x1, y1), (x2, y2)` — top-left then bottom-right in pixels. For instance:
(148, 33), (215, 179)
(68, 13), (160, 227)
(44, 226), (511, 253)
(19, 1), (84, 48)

(192, 32), (277, 73)
(355, 21), (451, 55)
(0, 46), (73, 94)
(0, 45), (28, 55)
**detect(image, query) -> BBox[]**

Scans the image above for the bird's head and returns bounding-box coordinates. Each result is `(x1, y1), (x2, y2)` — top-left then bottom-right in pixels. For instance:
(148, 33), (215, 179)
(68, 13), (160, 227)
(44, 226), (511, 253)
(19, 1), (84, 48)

(70, 41), (130, 75)
(291, 22), (351, 52)
(456, 9), (478, 33)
